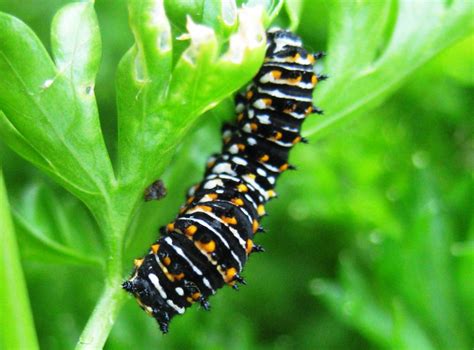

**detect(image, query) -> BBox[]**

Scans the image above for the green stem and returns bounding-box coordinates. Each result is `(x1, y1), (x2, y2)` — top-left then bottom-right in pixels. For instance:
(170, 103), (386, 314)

(75, 190), (142, 349)
(75, 281), (127, 350)
(75, 222), (126, 350)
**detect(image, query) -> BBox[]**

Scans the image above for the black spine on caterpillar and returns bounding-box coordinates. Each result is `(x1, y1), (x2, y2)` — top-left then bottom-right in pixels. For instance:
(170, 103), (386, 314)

(123, 28), (325, 334)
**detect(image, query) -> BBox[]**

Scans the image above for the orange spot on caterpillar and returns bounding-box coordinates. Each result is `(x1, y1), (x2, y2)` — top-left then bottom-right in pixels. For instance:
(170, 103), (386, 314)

(134, 258), (144, 268)
(246, 239), (254, 254)
(198, 240), (216, 253)
(279, 164), (289, 172)
(231, 198), (244, 206)
(185, 225), (198, 236)
(206, 193), (218, 200)
(252, 219), (259, 233)
(237, 184), (248, 192)
(271, 70), (282, 79)
(287, 76), (302, 84)
(225, 267), (237, 283)
(197, 205), (213, 212)
(267, 189), (276, 198)
(292, 53), (301, 62)
(221, 216), (238, 225)
(259, 154), (269, 162)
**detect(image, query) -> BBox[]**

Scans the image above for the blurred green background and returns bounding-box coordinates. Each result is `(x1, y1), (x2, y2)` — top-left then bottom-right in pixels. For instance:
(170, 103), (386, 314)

(0, 0), (473, 349)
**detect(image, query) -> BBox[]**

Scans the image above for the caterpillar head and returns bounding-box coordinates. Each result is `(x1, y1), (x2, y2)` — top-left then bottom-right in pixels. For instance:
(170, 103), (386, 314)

(122, 272), (173, 333)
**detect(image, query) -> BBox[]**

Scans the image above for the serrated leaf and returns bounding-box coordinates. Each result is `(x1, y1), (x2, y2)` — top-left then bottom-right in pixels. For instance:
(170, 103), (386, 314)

(0, 169), (39, 350)
(164, 0), (282, 33)
(305, 0), (474, 136)
(116, 0), (174, 188)
(116, 1), (266, 191)
(127, 0), (173, 95)
(201, 0), (238, 38)
(0, 7), (114, 206)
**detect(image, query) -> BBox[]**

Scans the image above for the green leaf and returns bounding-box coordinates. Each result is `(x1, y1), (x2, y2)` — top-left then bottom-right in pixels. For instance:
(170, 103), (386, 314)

(186, 0), (240, 41)
(0, 169), (39, 350)
(11, 182), (103, 267)
(127, 0), (173, 97)
(0, 111), (52, 172)
(313, 170), (470, 349)
(51, 2), (102, 89)
(312, 258), (435, 350)
(399, 172), (470, 349)
(305, 0), (474, 136)
(435, 34), (474, 85)
(164, 0), (283, 33)
(0, 6), (114, 206)
(116, 0), (174, 188)
(454, 221), (474, 331)
(116, 0), (266, 190)
(284, 0), (304, 31)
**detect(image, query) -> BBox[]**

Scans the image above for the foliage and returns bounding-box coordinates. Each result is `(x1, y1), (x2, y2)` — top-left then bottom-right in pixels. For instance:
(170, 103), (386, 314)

(0, 170), (39, 349)
(0, 0), (472, 349)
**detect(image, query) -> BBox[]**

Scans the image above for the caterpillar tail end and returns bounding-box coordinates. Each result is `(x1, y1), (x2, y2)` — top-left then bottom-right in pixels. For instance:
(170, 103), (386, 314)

(122, 277), (174, 335)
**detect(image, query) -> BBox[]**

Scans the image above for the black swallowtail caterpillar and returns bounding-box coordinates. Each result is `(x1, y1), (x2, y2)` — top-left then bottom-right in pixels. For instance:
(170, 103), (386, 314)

(123, 28), (326, 333)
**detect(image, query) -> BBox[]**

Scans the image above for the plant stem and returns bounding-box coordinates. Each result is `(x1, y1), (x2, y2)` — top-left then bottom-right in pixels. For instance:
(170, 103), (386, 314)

(75, 280), (127, 350)
(76, 191), (142, 349)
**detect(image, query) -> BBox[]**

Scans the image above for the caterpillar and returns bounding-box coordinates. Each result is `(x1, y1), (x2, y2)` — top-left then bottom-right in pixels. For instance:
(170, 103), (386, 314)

(122, 28), (326, 333)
